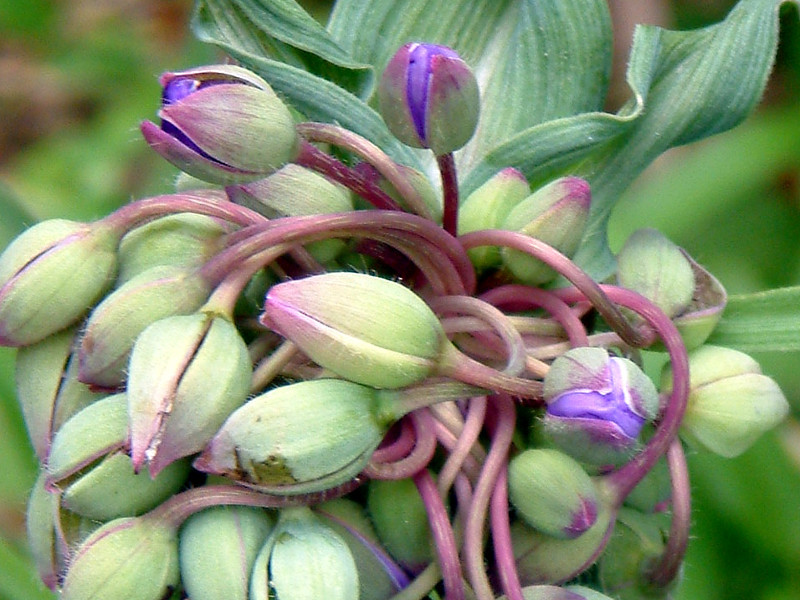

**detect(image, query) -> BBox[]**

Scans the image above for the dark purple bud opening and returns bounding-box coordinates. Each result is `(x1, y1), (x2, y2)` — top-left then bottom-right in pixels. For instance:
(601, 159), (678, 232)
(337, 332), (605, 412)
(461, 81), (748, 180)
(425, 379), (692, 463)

(406, 44), (460, 142)
(546, 358), (646, 439)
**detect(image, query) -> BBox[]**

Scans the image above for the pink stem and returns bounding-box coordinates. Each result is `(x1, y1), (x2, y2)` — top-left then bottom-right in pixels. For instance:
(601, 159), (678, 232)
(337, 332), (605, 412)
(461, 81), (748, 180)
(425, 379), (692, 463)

(491, 467), (524, 600)
(363, 410), (437, 480)
(437, 153), (459, 236)
(437, 397), (488, 494)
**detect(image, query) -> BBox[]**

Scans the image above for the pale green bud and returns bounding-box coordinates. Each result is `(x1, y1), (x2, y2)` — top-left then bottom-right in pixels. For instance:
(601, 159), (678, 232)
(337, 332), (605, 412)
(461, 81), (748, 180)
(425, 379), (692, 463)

(512, 500), (614, 585)
(367, 476), (433, 570)
(179, 506), (274, 600)
(623, 457), (671, 513)
(501, 177), (591, 285)
(381, 164), (442, 222)
(250, 506), (359, 600)
(0, 220), (118, 345)
(508, 449), (598, 539)
(231, 164), (353, 263)
(195, 379), (395, 494)
(598, 508), (672, 599)
(60, 516), (179, 600)
(26, 471), (66, 590)
(617, 229), (695, 319)
(78, 265), (211, 388)
(661, 345), (789, 457)
(117, 211), (227, 283)
(316, 498), (403, 600)
(498, 585), (617, 600)
(262, 272), (445, 389)
(128, 311), (252, 476)
(458, 167), (531, 270)
(671, 255), (727, 350)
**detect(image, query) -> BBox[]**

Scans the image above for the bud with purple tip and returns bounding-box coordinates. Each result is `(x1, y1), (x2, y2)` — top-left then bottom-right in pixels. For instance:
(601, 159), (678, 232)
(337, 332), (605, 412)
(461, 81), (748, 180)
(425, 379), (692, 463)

(543, 347), (659, 466)
(141, 65), (299, 184)
(379, 43), (479, 155)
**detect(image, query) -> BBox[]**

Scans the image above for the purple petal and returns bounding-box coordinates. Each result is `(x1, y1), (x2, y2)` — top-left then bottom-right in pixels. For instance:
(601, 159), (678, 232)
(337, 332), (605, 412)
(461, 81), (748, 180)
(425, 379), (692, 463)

(406, 44), (459, 142)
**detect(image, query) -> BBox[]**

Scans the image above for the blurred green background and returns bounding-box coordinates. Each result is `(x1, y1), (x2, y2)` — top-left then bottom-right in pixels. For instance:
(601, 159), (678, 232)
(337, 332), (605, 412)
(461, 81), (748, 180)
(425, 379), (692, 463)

(0, 1), (798, 599)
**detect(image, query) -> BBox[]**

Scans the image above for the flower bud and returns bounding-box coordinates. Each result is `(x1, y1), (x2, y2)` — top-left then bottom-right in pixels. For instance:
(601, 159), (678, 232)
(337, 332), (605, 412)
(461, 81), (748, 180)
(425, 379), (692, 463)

(597, 508), (672, 599)
(543, 347), (659, 466)
(367, 476), (433, 570)
(379, 42), (479, 155)
(0, 220), (118, 346)
(117, 210), (227, 283)
(195, 379), (395, 494)
(661, 345), (789, 457)
(508, 449), (598, 539)
(458, 167), (531, 270)
(616, 229), (695, 319)
(15, 327), (76, 460)
(60, 515), (180, 600)
(27, 471), (67, 590)
(512, 499), (614, 585)
(672, 254), (726, 350)
(45, 394), (189, 520)
(141, 64), (299, 184)
(78, 265), (211, 388)
(501, 177), (591, 285)
(262, 272), (445, 389)
(230, 164), (354, 263)
(250, 506), (359, 600)
(128, 311), (252, 476)
(380, 164), (442, 222)
(623, 456), (671, 514)
(179, 506), (275, 600)
(316, 498), (405, 600)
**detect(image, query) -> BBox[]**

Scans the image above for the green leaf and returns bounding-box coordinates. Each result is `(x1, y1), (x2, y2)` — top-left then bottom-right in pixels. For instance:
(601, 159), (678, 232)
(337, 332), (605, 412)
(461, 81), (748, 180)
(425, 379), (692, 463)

(708, 287), (800, 352)
(192, 0), (373, 97)
(0, 535), (56, 600)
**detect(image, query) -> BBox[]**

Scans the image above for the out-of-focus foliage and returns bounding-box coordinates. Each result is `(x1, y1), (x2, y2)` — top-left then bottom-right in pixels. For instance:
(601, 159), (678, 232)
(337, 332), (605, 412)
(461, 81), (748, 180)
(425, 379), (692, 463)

(0, 1), (798, 599)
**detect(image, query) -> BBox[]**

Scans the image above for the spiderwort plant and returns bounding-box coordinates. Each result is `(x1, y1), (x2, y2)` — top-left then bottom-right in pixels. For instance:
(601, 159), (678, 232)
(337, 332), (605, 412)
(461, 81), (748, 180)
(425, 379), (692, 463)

(1, 1), (797, 600)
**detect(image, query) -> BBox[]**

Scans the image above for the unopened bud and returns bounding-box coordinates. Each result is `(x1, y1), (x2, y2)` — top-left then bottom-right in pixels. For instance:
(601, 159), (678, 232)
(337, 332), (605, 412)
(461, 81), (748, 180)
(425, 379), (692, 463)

(141, 64), (299, 184)
(617, 229), (694, 319)
(262, 272), (445, 389)
(367, 476), (433, 570)
(60, 515), (180, 600)
(543, 347), (659, 466)
(498, 585), (616, 600)
(179, 506), (275, 600)
(379, 42), (479, 155)
(250, 506), (359, 600)
(501, 177), (591, 285)
(0, 220), (118, 346)
(128, 311), (252, 476)
(195, 379), (394, 494)
(508, 449), (598, 539)
(661, 345), (789, 457)
(458, 167), (531, 270)
(78, 265), (211, 388)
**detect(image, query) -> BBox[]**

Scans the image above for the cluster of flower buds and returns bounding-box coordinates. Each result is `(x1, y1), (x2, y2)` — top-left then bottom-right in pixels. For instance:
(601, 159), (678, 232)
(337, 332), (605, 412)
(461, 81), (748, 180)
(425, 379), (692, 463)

(2, 42), (789, 600)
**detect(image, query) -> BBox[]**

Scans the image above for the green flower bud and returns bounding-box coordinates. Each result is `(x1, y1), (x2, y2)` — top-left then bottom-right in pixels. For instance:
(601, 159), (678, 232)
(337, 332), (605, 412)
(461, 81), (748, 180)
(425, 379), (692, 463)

(230, 164), (353, 263)
(367, 476), (433, 570)
(0, 220), (118, 346)
(316, 498), (405, 600)
(179, 506), (275, 600)
(27, 471), (66, 590)
(512, 499), (614, 585)
(380, 164), (442, 222)
(195, 379), (395, 494)
(623, 457), (671, 514)
(262, 272), (445, 389)
(141, 65), (300, 184)
(598, 508), (672, 599)
(543, 347), (659, 466)
(60, 515), (180, 600)
(117, 210), (227, 283)
(501, 177), (591, 285)
(617, 229), (695, 319)
(128, 311), (252, 476)
(78, 265), (211, 388)
(45, 394), (189, 520)
(15, 327), (76, 460)
(508, 449), (598, 539)
(458, 167), (531, 270)
(661, 345), (789, 457)
(379, 43), (480, 155)
(250, 506), (359, 600)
